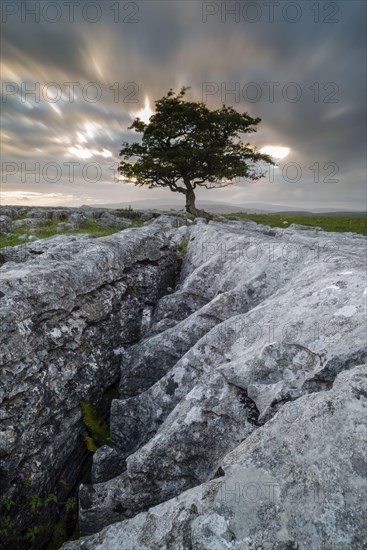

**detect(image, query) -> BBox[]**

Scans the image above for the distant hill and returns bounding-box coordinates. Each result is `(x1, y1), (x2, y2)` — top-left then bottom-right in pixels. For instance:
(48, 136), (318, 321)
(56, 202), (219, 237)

(89, 198), (364, 216)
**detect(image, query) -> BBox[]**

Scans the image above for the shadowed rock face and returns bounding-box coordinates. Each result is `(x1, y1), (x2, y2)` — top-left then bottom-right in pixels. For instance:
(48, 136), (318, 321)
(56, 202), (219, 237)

(0, 226), (178, 533)
(57, 219), (366, 549)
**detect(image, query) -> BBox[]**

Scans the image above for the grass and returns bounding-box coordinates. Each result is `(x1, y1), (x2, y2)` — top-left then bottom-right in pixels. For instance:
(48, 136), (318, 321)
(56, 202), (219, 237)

(71, 218), (143, 234)
(0, 218), (144, 250)
(1, 213), (365, 251)
(223, 213), (367, 236)
(178, 237), (189, 257)
(129, 218), (145, 228)
(116, 206), (133, 212)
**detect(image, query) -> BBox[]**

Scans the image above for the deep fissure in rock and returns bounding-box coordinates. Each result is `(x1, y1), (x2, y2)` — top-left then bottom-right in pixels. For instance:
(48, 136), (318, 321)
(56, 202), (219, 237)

(0, 229), (180, 549)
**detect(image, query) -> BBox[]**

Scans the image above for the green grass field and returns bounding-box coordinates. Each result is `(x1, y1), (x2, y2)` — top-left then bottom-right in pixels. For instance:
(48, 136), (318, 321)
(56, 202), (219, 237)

(0, 218), (144, 249)
(1, 213), (365, 251)
(224, 213), (367, 236)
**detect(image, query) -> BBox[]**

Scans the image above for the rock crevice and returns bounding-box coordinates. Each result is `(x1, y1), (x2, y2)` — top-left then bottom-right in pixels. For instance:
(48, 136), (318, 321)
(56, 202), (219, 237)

(65, 220), (366, 548)
(0, 226), (178, 537)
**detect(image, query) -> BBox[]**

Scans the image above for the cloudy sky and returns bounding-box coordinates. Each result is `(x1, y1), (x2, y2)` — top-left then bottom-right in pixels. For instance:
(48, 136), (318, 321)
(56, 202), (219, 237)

(1, 0), (366, 209)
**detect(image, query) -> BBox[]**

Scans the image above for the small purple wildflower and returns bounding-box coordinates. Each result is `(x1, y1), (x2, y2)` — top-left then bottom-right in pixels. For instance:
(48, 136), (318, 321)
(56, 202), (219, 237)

(16, 472), (25, 479)
(127, 294), (133, 300)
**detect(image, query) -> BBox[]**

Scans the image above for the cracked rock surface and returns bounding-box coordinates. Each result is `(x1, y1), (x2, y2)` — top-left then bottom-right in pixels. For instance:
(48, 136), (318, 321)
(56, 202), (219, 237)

(63, 365), (367, 550)
(61, 220), (366, 548)
(0, 226), (178, 532)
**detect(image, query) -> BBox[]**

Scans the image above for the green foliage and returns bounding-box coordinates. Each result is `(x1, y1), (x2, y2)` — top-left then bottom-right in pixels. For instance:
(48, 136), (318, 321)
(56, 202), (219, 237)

(45, 494), (79, 549)
(45, 494), (58, 505)
(2, 498), (15, 511)
(0, 217), (143, 250)
(130, 217), (144, 228)
(119, 87), (274, 215)
(58, 479), (69, 490)
(71, 218), (142, 235)
(45, 519), (67, 550)
(224, 213), (367, 236)
(21, 475), (30, 488)
(47, 520), (81, 548)
(80, 399), (111, 451)
(25, 524), (49, 544)
(65, 497), (78, 513)
(28, 494), (44, 513)
(0, 515), (15, 536)
(178, 238), (189, 257)
(127, 281), (139, 297)
(0, 475), (79, 550)
(84, 435), (98, 453)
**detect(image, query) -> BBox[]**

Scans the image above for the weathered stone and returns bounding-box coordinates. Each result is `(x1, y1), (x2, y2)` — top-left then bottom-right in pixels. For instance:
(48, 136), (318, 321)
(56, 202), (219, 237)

(140, 211), (155, 222)
(57, 222), (74, 231)
(96, 216), (132, 229)
(74, 221), (366, 543)
(18, 216), (50, 227)
(12, 218), (38, 228)
(69, 213), (88, 227)
(0, 215), (13, 235)
(145, 215), (188, 230)
(51, 209), (72, 221)
(0, 226), (178, 534)
(0, 234), (95, 263)
(62, 366), (367, 550)
(2, 213), (366, 549)
(0, 207), (19, 219)
(92, 446), (126, 483)
(27, 208), (53, 219)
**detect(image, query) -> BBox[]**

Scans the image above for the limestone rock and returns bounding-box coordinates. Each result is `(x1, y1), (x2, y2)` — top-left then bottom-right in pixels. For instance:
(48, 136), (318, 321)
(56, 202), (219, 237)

(0, 226), (178, 533)
(62, 366), (367, 550)
(2, 213), (366, 549)
(74, 221), (366, 543)
(96, 216), (132, 229)
(0, 215), (13, 235)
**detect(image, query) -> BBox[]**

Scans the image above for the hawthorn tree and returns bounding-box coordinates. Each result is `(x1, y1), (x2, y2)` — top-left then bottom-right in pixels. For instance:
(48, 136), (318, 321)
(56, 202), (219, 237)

(119, 87), (274, 217)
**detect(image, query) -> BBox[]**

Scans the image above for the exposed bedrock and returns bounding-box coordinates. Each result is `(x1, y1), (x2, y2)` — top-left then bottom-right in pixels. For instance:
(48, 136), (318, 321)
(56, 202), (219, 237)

(66, 221), (366, 549)
(63, 365), (367, 550)
(0, 226), (178, 533)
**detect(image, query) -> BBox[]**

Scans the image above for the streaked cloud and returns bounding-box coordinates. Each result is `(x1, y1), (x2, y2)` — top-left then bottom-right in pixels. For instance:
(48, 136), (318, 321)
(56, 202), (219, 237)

(1, 0), (365, 209)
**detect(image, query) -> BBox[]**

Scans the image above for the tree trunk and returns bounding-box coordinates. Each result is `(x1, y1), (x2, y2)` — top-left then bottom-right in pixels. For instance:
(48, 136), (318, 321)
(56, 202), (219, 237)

(185, 189), (197, 214)
(184, 182), (211, 220)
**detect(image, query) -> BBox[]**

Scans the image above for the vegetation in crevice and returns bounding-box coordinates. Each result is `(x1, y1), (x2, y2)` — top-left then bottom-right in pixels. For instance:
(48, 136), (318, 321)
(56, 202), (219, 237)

(0, 477), (79, 550)
(178, 237), (189, 257)
(80, 399), (111, 452)
(126, 280), (139, 298)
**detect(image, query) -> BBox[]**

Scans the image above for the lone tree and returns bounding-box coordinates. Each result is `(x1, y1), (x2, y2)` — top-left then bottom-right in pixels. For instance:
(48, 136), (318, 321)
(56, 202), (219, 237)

(119, 88), (274, 217)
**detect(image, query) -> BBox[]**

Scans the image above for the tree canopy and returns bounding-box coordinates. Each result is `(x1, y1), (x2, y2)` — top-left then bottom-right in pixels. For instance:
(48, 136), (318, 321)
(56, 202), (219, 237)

(119, 87), (274, 217)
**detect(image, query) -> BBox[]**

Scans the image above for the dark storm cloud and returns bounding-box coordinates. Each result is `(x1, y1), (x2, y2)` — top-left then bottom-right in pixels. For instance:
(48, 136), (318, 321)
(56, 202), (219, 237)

(1, 0), (366, 208)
